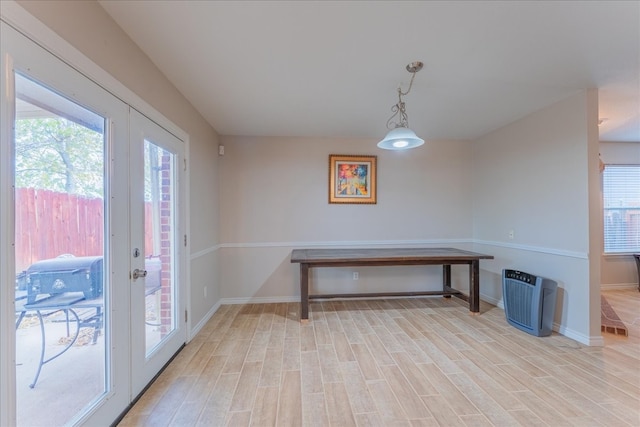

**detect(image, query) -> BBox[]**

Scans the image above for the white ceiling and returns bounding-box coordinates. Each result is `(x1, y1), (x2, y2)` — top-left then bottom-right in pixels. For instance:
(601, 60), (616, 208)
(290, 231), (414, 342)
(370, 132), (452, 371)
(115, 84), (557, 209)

(99, 1), (640, 142)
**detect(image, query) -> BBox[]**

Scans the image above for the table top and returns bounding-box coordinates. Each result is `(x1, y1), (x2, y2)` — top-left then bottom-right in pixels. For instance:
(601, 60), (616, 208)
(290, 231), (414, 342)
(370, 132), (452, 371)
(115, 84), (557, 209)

(17, 292), (103, 311)
(291, 247), (494, 264)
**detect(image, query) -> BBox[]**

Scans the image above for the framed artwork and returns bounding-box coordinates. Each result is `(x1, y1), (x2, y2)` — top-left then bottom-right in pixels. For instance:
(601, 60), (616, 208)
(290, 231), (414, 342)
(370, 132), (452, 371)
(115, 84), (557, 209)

(328, 154), (377, 204)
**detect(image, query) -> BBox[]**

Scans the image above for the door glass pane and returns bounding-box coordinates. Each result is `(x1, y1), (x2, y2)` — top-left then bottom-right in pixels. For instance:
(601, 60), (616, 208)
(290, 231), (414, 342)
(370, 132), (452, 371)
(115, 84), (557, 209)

(143, 140), (176, 355)
(14, 73), (108, 426)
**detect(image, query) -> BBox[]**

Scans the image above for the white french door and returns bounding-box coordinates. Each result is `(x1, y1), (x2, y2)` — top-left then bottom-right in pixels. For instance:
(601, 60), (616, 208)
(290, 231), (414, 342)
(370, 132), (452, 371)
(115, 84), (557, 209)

(1, 19), (186, 426)
(129, 109), (186, 397)
(1, 20), (130, 426)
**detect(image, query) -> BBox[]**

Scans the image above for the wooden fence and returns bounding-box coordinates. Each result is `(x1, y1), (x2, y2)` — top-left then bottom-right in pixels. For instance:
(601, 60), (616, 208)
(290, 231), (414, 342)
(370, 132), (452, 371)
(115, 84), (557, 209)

(15, 188), (155, 272)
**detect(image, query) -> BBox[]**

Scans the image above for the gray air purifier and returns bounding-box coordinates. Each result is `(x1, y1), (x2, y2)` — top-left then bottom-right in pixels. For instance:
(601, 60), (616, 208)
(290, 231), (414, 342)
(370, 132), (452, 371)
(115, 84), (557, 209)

(502, 269), (558, 337)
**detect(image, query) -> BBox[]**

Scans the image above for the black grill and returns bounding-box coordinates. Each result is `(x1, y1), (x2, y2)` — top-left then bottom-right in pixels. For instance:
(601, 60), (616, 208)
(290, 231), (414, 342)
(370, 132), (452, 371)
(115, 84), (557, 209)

(24, 255), (162, 303)
(26, 256), (103, 303)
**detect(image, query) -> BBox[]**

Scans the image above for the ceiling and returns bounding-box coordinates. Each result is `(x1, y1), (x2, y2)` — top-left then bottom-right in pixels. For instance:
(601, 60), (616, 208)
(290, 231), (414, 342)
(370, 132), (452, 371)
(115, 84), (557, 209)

(98, 1), (640, 142)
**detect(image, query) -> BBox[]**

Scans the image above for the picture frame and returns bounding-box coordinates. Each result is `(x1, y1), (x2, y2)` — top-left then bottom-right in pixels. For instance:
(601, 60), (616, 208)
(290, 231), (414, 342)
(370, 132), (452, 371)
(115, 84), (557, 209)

(328, 154), (377, 204)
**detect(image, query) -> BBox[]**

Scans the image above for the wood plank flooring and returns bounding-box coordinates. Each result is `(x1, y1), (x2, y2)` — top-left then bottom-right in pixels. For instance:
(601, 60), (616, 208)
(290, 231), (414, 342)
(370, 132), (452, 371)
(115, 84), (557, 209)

(118, 290), (640, 426)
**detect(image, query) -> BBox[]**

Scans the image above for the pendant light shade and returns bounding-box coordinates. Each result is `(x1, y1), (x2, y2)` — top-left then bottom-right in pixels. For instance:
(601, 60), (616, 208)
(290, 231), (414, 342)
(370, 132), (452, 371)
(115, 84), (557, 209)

(379, 61), (425, 151)
(377, 127), (424, 150)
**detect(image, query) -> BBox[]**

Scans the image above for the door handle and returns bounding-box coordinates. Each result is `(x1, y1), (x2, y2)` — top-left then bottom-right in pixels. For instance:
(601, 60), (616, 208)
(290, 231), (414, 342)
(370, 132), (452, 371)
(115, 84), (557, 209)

(132, 268), (148, 280)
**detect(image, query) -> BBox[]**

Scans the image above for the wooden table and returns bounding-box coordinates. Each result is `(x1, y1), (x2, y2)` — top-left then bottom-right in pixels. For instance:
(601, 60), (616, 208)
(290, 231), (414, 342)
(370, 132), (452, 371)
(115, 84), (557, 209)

(290, 247), (494, 321)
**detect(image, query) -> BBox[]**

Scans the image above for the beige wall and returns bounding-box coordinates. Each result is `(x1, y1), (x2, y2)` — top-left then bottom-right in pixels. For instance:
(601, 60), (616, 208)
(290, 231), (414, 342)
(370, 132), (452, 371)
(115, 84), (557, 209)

(219, 136), (473, 244)
(600, 141), (640, 288)
(218, 136), (474, 299)
(472, 90), (600, 343)
(16, 0), (221, 326)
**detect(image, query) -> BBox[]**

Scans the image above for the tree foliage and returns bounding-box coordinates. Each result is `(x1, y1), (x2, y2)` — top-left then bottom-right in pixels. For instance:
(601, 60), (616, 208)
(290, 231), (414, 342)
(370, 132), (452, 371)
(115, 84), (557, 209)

(15, 117), (104, 198)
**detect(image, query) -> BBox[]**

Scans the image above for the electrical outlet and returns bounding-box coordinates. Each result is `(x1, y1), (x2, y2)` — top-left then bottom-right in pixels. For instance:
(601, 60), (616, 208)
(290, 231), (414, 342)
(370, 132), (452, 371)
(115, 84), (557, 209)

(508, 229), (515, 239)
(353, 272), (359, 280)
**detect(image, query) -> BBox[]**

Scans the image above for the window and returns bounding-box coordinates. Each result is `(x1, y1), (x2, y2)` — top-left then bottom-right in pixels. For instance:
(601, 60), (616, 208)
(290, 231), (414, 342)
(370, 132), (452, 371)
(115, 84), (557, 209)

(603, 165), (640, 253)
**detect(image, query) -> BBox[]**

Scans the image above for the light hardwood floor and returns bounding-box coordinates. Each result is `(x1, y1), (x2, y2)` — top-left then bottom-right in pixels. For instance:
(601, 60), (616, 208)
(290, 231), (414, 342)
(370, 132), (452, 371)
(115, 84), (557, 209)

(118, 290), (640, 426)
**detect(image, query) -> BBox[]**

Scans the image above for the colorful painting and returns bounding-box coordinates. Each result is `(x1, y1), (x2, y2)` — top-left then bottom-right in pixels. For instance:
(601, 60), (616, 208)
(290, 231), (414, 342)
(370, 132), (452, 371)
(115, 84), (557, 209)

(329, 154), (377, 204)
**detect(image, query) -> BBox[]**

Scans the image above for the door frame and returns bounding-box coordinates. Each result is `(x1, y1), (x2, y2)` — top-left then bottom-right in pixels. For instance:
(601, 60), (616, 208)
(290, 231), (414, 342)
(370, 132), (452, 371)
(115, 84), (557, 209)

(0, 34), (17, 427)
(0, 2), (191, 425)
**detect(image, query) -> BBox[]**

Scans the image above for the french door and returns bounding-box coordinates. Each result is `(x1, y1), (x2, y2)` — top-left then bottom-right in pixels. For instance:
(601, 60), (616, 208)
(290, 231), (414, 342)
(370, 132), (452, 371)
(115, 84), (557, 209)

(129, 109), (186, 397)
(1, 20), (186, 426)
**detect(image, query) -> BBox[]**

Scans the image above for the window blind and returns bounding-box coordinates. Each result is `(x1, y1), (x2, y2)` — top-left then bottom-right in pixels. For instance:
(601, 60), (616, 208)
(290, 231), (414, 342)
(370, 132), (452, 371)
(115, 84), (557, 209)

(603, 165), (640, 253)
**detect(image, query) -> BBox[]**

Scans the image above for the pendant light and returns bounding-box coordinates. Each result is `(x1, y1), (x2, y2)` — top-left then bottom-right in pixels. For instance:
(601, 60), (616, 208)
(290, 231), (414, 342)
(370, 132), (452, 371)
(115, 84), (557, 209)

(378, 61), (424, 150)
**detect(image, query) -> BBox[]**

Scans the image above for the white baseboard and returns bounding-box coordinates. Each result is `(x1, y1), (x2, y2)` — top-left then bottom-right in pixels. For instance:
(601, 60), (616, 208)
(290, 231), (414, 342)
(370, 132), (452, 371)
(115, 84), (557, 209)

(480, 293), (502, 308)
(601, 282), (639, 291)
(219, 296), (300, 305)
(219, 294), (499, 306)
(555, 322), (604, 346)
(189, 300), (222, 340)
(488, 296), (603, 346)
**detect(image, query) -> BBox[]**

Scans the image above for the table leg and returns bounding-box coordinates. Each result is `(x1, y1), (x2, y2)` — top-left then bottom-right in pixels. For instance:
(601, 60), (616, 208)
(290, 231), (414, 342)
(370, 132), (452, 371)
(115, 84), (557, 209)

(442, 264), (452, 298)
(92, 306), (103, 344)
(30, 308), (81, 388)
(300, 263), (309, 322)
(30, 311), (46, 388)
(15, 311), (26, 329)
(64, 309), (70, 336)
(469, 261), (480, 313)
